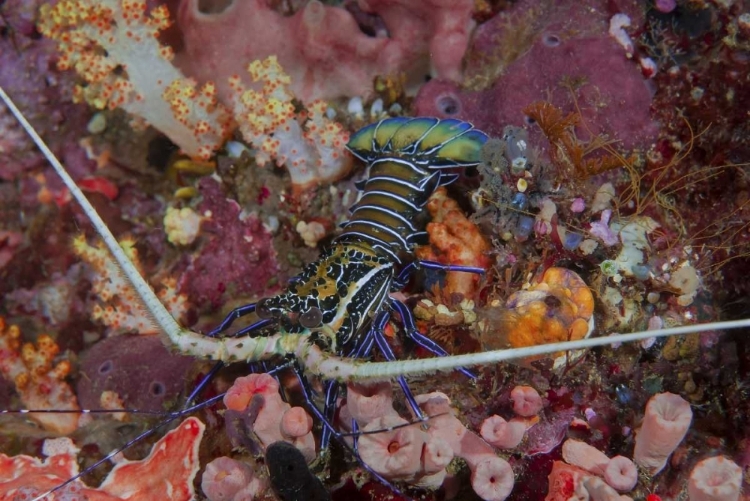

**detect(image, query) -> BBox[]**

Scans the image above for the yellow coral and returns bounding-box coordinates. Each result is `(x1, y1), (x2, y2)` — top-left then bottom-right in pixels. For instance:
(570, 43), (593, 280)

(228, 56), (350, 192)
(0, 317), (81, 434)
(73, 235), (189, 335)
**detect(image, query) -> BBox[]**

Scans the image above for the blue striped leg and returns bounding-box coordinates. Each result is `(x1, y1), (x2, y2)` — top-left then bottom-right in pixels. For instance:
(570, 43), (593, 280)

(392, 299), (477, 379)
(371, 310), (426, 422)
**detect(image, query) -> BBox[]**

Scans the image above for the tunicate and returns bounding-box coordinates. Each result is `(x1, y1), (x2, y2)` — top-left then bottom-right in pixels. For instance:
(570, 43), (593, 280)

(503, 126), (529, 174)
(600, 260), (618, 277)
(266, 441), (330, 501)
(615, 384), (633, 405)
(511, 192), (529, 211)
(514, 215), (534, 240)
(563, 231), (584, 251)
(436, 93), (461, 115)
(631, 264), (651, 281)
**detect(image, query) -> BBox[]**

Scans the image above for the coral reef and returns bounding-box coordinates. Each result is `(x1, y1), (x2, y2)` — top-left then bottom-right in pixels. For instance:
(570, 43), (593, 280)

(2, 1), (750, 501)
(228, 56), (351, 193)
(177, 177), (281, 312)
(73, 235), (189, 335)
(38, 0), (233, 160)
(223, 373), (315, 461)
(414, 0), (658, 150)
(415, 186), (491, 302)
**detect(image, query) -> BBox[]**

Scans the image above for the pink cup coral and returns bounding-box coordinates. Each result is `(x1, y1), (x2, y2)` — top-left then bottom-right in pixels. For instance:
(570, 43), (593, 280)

(357, 415), (427, 481)
(471, 457), (515, 501)
(511, 385), (544, 416)
(223, 374), (315, 460)
(201, 457), (267, 501)
(633, 392), (693, 474)
(687, 456), (742, 501)
(480, 415), (526, 449)
(604, 456), (638, 492)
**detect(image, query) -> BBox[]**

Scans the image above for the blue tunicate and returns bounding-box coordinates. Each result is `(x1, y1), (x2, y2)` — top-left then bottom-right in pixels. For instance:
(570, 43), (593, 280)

(514, 215), (535, 240)
(511, 192), (529, 211)
(631, 264), (651, 281)
(615, 384), (633, 405)
(563, 231), (584, 250)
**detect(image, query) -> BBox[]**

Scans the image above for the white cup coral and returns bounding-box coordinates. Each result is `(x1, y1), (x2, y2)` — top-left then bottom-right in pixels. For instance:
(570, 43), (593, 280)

(687, 456), (742, 501)
(633, 392), (692, 474)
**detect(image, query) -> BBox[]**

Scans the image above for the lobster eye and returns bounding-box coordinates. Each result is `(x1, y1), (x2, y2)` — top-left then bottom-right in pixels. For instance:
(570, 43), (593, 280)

(256, 299), (274, 319)
(299, 307), (323, 328)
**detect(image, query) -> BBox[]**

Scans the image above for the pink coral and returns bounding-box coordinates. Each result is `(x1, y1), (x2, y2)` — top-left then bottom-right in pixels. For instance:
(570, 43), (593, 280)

(223, 373), (315, 461)
(358, 415), (427, 480)
(545, 461), (591, 501)
(480, 415), (526, 449)
(471, 457), (515, 501)
(201, 456), (268, 501)
(345, 382), (396, 424)
(582, 476), (633, 501)
(562, 439), (610, 476)
(603, 456), (638, 492)
(633, 392), (693, 474)
(687, 456), (743, 501)
(176, 0), (474, 103)
(0, 317), (80, 434)
(0, 417), (204, 501)
(345, 384), (514, 498)
(281, 407), (314, 439)
(511, 385), (544, 416)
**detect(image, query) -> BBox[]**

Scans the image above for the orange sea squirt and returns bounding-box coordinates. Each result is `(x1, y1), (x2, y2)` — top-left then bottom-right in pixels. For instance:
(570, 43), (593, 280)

(482, 267), (594, 351)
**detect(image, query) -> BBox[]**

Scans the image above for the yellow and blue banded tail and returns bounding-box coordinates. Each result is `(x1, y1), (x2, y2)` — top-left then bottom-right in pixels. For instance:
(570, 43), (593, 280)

(347, 117), (488, 167)
(339, 118), (489, 262)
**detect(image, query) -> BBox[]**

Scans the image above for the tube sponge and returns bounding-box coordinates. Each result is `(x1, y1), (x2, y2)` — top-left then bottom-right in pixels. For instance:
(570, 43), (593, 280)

(633, 392), (692, 474)
(687, 456), (742, 501)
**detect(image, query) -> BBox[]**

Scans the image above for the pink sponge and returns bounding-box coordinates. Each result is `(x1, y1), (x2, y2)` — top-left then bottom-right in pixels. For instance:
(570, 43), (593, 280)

(687, 456), (742, 501)
(176, 0), (474, 103)
(633, 392), (693, 474)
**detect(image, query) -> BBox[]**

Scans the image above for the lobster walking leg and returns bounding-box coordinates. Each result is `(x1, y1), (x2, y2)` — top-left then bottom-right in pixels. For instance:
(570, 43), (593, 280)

(391, 299), (477, 379)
